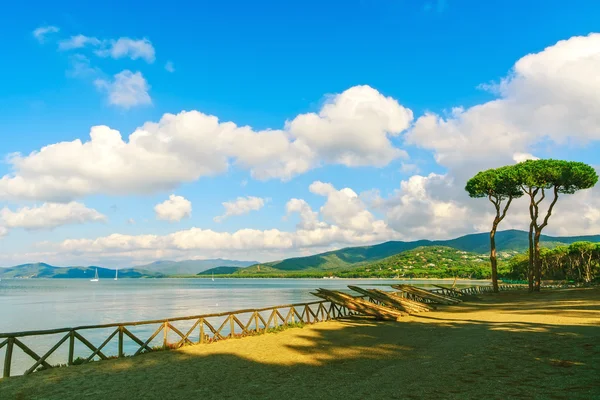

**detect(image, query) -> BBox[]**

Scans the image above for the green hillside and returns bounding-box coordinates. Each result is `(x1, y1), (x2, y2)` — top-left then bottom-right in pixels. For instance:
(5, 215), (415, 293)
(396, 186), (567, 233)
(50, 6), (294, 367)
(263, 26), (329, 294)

(237, 230), (600, 275)
(340, 246), (513, 279)
(197, 266), (242, 275)
(0, 264), (164, 279)
(136, 259), (257, 275)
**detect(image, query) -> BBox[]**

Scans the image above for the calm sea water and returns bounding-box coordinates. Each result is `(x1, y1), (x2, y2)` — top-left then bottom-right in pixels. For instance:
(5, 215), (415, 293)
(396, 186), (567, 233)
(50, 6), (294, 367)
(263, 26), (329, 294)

(0, 278), (487, 376)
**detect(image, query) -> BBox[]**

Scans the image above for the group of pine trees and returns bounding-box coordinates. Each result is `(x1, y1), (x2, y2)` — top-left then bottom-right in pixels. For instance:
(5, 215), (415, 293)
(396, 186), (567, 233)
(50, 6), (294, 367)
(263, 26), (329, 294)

(466, 159), (598, 292)
(507, 241), (600, 283)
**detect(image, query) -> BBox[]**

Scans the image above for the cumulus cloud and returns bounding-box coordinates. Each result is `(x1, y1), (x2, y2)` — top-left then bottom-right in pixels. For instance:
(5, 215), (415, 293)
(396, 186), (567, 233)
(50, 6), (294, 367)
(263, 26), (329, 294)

(214, 196), (266, 222)
(165, 61), (175, 72)
(0, 202), (106, 231)
(2, 181), (399, 266)
(33, 25), (59, 43)
(57, 34), (155, 63)
(391, 33), (600, 239)
(286, 85), (412, 167)
(95, 37), (155, 63)
(0, 85), (412, 202)
(59, 34), (101, 50)
(94, 70), (151, 109)
(154, 195), (192, 222)
(406, 33), (600, 177)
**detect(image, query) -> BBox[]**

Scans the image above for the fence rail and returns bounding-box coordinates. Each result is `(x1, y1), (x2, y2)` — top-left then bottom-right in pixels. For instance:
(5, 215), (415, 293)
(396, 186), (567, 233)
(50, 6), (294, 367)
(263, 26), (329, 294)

(0, 300), (359, 379)
(0, 284), (528, 379)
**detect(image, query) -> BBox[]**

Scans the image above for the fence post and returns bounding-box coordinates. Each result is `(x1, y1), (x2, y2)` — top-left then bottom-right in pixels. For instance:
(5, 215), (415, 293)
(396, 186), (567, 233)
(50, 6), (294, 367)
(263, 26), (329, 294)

(117, 326), (124, 358)
(68, 330), (75, 365)
(199, 319), (205, 344)
(3, 337), (14, 378)
(163, 322), (169, 348)
(230, 315), (235, 338)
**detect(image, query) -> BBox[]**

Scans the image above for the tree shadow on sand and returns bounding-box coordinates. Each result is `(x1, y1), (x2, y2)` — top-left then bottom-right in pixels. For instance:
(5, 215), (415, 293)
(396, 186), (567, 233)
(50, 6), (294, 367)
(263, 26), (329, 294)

(1, 289), (599, 400)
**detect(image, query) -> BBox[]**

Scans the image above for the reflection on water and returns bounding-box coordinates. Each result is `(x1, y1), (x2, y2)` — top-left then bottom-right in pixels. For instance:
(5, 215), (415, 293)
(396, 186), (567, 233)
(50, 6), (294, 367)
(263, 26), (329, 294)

(0, 278), (488, 375)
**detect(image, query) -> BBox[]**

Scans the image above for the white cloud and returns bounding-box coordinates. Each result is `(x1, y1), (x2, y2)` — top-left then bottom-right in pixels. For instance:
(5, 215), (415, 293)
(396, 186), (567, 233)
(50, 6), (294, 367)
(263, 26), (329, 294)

(0, 85), (412, 202)
(154, 195), (192, 222)
(309, 181), (390, 234)
(127, 218), (136, 225)
(0, 202), (106, 231)
(512, 152), (539, 163)
(406, 33), (600, 177)
(165, 61), (175, 72)
(0, 226), (7, 238)
(28, 182), (397, 265)
(286, 85), (412, 168)
(33, 26), (59, 43)
(94, 70), (151, 109)
(66, 54), (99, 78)
(399, 162), (420, 174)
(96, 38), (155, 63)
(214, 196), (266, 222)
(392, 33), (600, 239)
(58, 35), (101, 50)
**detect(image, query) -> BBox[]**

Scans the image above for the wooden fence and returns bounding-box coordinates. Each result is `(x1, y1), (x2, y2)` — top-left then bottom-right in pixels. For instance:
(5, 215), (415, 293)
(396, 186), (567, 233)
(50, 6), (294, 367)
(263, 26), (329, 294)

(0, 300), (356, 379)
(0, 283), (527, 379)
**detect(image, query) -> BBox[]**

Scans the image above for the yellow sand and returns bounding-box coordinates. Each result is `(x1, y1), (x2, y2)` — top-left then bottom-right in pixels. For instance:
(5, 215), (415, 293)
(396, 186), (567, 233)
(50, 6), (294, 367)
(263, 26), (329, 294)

(1, 287), (599, 400)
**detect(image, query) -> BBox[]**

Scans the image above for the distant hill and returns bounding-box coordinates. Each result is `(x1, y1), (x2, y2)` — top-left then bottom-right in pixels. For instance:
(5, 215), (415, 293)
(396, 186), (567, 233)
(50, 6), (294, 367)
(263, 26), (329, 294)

(346, 246), (502, 279)
(136, 259), (257, 275)
(0, 264), (164, 279)
(236, 230), (600, 275)
(197, 266), (243, 275)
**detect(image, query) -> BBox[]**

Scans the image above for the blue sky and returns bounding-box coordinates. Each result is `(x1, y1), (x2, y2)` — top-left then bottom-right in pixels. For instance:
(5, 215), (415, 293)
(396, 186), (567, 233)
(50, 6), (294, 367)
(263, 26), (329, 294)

(0, 0), (599, 267)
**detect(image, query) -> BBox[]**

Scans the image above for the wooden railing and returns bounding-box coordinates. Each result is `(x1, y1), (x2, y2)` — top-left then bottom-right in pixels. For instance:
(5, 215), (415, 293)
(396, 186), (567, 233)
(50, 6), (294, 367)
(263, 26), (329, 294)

(0, 300), (356, 379)
(0, 284), (529, 379)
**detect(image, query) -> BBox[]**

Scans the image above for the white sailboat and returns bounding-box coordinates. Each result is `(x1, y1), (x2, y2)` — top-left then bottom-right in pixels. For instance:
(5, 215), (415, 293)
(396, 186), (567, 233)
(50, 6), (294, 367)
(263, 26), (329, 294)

(211, 272), (215, 282)
(114, 269), (118, 281)
(90, 268), (99, 282)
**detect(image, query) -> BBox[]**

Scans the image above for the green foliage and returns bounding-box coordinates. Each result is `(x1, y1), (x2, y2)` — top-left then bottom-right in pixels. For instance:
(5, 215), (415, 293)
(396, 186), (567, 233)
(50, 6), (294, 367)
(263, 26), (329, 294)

(465, 165), (523, 199)
(197, 266), (242, 275)
(515, 159), (598, 194)
(504, 241), (600, 282)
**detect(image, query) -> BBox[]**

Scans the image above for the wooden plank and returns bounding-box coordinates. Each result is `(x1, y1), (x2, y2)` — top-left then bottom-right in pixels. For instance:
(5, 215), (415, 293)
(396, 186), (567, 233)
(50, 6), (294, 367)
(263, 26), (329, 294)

(3, 338), (14, 378)
(163, 321), (169, 348)
(232, 315), (248, 334)
(85, 328), (118, 362)
(118, 327), (124, 358)
(167, 323), (193, 346)
(134, 325), (163, 356)
(122, 327), (153, 354)
(68, 331), (75, 365)
(176, 319), (202, 348)
(25, 332), (70, 375)
(13, 338), (53, 371)
(202, 319), (224, 341)
(0, 339), (7, 351)
(73, 332), (108, 360)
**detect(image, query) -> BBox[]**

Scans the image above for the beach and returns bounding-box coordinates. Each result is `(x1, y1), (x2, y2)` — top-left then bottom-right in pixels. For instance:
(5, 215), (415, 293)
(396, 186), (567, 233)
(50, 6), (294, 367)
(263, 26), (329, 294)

(1, 287), (598, 399)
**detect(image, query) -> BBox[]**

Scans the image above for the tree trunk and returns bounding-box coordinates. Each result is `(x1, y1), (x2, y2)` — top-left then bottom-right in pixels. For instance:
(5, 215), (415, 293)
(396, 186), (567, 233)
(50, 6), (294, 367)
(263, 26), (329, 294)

(490, 226), (499, 293)
(534, 229), (542, 292)
(528, 222), (534, 292)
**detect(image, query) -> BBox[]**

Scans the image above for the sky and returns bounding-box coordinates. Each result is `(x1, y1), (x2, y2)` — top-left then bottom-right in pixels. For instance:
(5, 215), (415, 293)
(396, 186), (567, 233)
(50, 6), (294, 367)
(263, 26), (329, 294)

(0, 0), (599, 268)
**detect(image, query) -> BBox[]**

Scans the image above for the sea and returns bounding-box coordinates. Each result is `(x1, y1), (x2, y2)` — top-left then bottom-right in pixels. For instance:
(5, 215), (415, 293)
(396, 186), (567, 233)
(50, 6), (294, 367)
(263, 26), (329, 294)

(0, 278), (488, 376)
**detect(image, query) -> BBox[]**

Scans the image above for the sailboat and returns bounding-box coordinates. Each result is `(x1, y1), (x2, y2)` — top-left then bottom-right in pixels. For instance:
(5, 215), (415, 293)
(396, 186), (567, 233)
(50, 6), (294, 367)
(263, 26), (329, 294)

(90, 268), (99, 282)
(211, 272), (215, 282)
(114, 269), (118, 281)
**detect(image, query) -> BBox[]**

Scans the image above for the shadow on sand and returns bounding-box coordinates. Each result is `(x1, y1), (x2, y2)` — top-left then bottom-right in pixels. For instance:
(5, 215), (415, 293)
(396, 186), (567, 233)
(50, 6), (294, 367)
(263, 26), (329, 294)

(1, 288), (599, 400)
